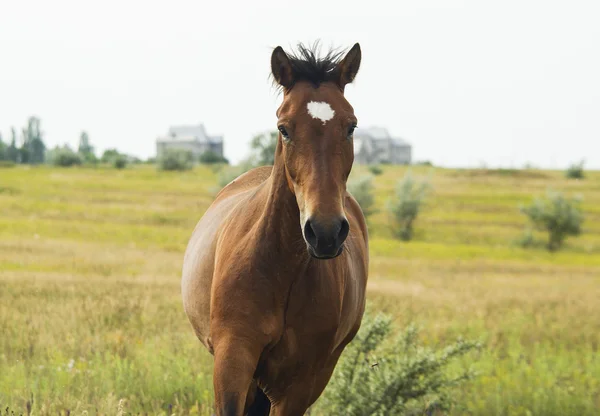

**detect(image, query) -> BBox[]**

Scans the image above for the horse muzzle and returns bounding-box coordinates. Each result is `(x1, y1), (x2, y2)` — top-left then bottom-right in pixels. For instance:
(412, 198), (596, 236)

(303, 217), (349, 259)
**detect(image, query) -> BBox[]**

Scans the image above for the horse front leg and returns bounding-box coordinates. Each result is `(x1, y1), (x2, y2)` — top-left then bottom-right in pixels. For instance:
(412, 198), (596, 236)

(212, 336), (264, 416)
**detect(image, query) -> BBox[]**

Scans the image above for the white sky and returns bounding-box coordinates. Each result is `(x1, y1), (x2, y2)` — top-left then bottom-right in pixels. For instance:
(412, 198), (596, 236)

(1, 0), (599, 168)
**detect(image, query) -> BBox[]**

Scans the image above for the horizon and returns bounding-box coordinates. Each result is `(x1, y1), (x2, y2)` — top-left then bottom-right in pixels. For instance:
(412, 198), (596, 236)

(1, 0), (599, 169)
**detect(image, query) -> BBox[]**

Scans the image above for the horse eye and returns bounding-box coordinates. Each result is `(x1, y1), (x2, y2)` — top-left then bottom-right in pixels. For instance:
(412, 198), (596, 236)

(347, 124), (357, 139)
(278, 126), (290, 140)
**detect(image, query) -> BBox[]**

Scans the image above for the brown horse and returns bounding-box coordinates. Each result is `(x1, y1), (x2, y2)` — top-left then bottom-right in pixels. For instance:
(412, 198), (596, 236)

(181, 42), (369, 416)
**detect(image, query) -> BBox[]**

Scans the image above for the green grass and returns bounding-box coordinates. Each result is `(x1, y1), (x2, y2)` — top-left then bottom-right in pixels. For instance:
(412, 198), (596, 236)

(1, 164), (599, 415)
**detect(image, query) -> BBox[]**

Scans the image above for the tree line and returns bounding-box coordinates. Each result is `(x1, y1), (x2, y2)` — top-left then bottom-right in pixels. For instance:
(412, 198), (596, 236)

(0, 116), (131, 168)
(0, 117), (46, 164)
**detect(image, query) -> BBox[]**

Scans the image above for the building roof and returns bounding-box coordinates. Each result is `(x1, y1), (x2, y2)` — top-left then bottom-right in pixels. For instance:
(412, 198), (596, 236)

(157, 123), (223, 143)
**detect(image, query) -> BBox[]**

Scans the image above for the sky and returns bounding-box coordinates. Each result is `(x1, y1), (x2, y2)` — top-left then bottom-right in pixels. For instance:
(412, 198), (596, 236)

(1, 0), (599, 168)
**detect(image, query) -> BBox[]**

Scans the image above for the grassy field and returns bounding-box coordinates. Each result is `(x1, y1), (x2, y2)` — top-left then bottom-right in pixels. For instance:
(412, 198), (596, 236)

(1, 164), (599, 415)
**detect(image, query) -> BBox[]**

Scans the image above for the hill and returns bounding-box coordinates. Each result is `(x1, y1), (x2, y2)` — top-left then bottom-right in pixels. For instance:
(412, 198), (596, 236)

(1, 165), (599, 415)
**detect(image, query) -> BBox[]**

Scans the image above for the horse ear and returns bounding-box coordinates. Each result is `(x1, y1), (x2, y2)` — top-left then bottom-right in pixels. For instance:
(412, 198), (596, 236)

(271, 46), (294, 88)
(337, 43), (361, 87)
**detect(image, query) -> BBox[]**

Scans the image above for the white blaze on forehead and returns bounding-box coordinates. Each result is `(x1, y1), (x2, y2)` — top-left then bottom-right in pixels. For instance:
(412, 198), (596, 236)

(307, 101), (335, 124)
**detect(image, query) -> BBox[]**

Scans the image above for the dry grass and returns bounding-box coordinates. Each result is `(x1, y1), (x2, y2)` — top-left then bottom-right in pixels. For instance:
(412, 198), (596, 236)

(1, 164), (599, 415)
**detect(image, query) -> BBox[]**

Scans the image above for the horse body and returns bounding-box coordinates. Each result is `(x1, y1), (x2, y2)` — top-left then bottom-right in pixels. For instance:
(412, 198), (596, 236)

(182, 43), (368, 415)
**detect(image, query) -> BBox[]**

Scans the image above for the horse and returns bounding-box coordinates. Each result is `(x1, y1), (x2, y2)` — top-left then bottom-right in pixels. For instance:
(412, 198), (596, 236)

(181, 42), (369, 416)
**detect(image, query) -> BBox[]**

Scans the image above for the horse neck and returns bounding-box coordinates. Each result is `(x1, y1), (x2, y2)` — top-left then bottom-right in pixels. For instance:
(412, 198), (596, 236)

(256, 148), (307, 261)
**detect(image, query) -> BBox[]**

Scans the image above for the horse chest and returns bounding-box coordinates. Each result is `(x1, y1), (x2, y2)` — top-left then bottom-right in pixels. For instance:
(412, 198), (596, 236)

(259, 316), (341, 389)
(257, 275), (346, 377)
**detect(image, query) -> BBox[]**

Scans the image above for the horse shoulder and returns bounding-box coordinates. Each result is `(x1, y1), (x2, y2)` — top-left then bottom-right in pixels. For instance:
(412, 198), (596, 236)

(334, 193), (369, 345)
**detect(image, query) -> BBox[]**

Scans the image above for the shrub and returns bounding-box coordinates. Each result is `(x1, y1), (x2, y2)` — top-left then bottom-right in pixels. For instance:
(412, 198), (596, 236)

(249, 131), (278, 166)
(49, 147), (83, 167)
(520, 190), (583, 251)
(416, 160), (434, 167)
(317, 311), (480, 416)
(368, 165), (383, 176)
(82, 152), (98, 165)
(100, 148), (133, 167)
(515, 228), (536, 248)
(387, 172), (430, 241)
(113, 155), (127, 169)
(101, 149), (121, 163)
(347, 175), (377, 221)
(199, 150), (229, 165)
(565, 161), (584, 179)
(158, 149), (193, 171)
(0, 160), (16, 168)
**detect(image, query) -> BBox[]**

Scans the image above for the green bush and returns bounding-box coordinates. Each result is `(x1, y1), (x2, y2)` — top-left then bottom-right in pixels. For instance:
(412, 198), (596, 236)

(199, 150), (228, 165)
(515, 228), (536, 248)
(158, 149), (193, 171)
(416, 160), (434, 167)
(249, 131), (277, 166)
(368, 165), (383, 176)
(347, 175), (377, 221)
(565, 161), (584, 179)
(0, 160), (16, 168)
(48, 148), (83, 167)
(82, 152), (98, 165)
(113, 155), (127, 169)
(520, 190), (583, 251)
(101, 149), (121, 164)
(387, 172), (430, 241)
(317, 311), (480, 416)
(100, 148), (132, 167)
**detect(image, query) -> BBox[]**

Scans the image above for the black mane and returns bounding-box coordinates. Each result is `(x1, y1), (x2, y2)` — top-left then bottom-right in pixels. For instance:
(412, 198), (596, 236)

(274, 42), (346, 89)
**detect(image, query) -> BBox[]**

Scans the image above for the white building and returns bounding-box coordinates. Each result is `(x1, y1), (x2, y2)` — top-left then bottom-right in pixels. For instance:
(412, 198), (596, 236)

(156, 123), (223, 159)
(353, 127), (411, 165)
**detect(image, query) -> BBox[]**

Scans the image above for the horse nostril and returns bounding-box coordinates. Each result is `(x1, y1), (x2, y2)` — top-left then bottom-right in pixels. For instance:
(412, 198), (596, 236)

(304, 219), (318, 248)
(338, 218), (350, 244)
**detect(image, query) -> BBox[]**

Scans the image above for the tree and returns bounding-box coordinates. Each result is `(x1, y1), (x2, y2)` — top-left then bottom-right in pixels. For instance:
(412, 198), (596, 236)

(387, 172), (430, 241)
(113, 155), (127, 169)
(18, 117), (45, 164)
(30, 135), (46, 164)
(158, 148), (193, 171)
(101, 148), (121, 163)
(78, 131), (97, 163)
(47, 145), (83, 167)
(78, 131), (93, 154)
(199, 150), (229, 165)
(565, 160), (584, 179)
(0, 133), (6, 160)
(250, 131), (278, 166)
(7, 128), (19, 162)
(347, 175), (377, 221)
(520, 190), (583, 251)
(19, 126), (31, 164)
